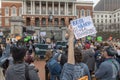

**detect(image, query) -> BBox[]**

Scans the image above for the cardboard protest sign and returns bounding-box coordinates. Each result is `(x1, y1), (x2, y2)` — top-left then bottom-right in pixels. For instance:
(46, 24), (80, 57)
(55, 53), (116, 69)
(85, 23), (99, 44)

(70, 16), (97, 39)
(40, 32), (46, 37)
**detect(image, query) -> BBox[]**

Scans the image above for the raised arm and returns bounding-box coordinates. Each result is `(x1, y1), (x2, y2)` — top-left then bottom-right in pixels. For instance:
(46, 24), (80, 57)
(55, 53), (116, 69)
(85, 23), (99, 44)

(67, 25), (75, 64)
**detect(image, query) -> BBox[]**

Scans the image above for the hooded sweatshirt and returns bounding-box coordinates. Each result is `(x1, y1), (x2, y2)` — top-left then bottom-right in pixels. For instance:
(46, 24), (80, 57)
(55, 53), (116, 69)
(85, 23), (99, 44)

(5, 62), (40, 80)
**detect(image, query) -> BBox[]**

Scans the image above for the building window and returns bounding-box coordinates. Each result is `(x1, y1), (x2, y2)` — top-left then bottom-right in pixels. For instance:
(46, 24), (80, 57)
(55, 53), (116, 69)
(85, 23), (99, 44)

(114, 14), (116, 17)
(105, 15), (107, 18)
(86, 10), (90, 16)
(118, 13), (119, 16)
(110, 20), (111, 23)
(5, 18), (9, 26)
(80, 9), (85, 17)
(101, 15), (103, 18)
(5, 7), (9, 16)
(11, 6), (17, 16)
(19, 7), (22, 16)
(35, 18), (40, 27)
(109, 15), (111, 18)
(97, 19), (99, 23)
(97, 15), (99, 17)
(101, 19), (103, 23)
(105, 19), (107, 23)
(114, 19), (116, 23)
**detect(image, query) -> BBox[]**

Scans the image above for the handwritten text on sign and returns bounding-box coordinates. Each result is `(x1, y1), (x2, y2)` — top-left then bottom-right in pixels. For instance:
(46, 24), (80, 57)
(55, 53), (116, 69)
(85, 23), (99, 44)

(70, 16), (97, 39)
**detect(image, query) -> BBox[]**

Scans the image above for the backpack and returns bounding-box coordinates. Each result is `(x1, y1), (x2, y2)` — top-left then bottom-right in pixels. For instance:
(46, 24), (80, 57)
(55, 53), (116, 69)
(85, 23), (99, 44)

(47, 58), (61, 75)
(74, 63), (88, 80)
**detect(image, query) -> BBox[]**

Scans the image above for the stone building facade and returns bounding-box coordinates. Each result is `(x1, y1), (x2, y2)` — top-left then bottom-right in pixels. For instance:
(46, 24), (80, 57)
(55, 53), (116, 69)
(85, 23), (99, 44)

(1, 0), (93, 28)
(1, 0), (93, 40)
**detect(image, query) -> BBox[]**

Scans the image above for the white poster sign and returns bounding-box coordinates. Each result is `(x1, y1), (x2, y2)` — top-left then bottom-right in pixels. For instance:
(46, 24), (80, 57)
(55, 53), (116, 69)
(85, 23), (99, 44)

(40, 32), (46, 37)
(70, 16), (97, 39)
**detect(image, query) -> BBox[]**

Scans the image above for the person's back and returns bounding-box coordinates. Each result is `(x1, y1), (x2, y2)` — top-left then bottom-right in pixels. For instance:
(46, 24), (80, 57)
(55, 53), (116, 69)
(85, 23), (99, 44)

(6, 62), (26, 80)
(82, 48), (95, 74)
(60, 25), (91, 80)
(61, 62), (91, 80)
(95, 46), (120, 80)
(5, 46), (40, 80)
(95, 58), (120, 80)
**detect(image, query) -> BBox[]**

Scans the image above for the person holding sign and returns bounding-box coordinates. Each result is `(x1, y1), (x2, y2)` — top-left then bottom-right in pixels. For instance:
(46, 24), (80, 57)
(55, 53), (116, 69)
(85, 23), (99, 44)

(60, 25), (91, 80)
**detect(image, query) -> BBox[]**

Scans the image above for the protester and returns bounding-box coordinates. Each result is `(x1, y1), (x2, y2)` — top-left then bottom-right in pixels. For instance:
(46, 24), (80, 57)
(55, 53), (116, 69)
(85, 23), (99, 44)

(5, 46), (40, 80)
(60, 25), (91, 80)
(82, 46), (95, 75)
(45, 50), (53, 80)
(95, 46), (120, 80)
(47, 48), (62, 80)
(28, 40), (34, 55)
(94, 45), (103, 69)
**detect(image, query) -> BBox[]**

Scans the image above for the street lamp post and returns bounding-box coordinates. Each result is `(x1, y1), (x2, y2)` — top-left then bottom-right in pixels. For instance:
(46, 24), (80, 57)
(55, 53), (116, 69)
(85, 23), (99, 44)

(48, 13), (55, 41)
(49, 13), (53, 27)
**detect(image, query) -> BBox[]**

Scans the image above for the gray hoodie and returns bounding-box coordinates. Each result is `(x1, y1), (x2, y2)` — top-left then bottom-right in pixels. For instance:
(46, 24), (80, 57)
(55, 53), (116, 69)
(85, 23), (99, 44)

(5, 63), (40, 80)
(95, 58), (120, 80)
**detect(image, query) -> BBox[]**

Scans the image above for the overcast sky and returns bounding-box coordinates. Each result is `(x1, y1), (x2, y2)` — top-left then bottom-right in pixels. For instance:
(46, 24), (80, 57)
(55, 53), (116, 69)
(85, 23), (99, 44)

(0, 0), (100, 8)
(93, 0), (100, 6)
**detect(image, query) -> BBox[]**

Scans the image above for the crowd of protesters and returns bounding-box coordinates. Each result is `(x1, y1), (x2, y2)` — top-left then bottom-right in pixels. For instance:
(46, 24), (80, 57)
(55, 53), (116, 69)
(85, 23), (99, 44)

(0, 25), (120, 80)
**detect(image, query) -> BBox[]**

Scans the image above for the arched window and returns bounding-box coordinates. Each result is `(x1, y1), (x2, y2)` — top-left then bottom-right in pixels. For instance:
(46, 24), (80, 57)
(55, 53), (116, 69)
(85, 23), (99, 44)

(5, 7), (9, 16)
(19, 7), (22, 16)
(80, 9), (85, 17)
(11, 6), (17, 16)
(86, 10), (90, 16)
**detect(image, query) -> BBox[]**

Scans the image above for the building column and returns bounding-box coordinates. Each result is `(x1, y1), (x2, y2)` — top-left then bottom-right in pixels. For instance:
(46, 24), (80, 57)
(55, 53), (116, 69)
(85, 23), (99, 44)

(33, 1), (35, 14)
(24, 1), (26, 14)
(75, 4), (77, 17)
(66, 2), (68, 15)
(39, 1), (41, 15)
(31, 1), (32, 14)
(59, 2), (60, 15)
(72, 2), (74, 16)
(22, 1), (24, 14)
(52, 2), (54, 15)
(46, 1), (48, 15)
(65, 2), (66, 15)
